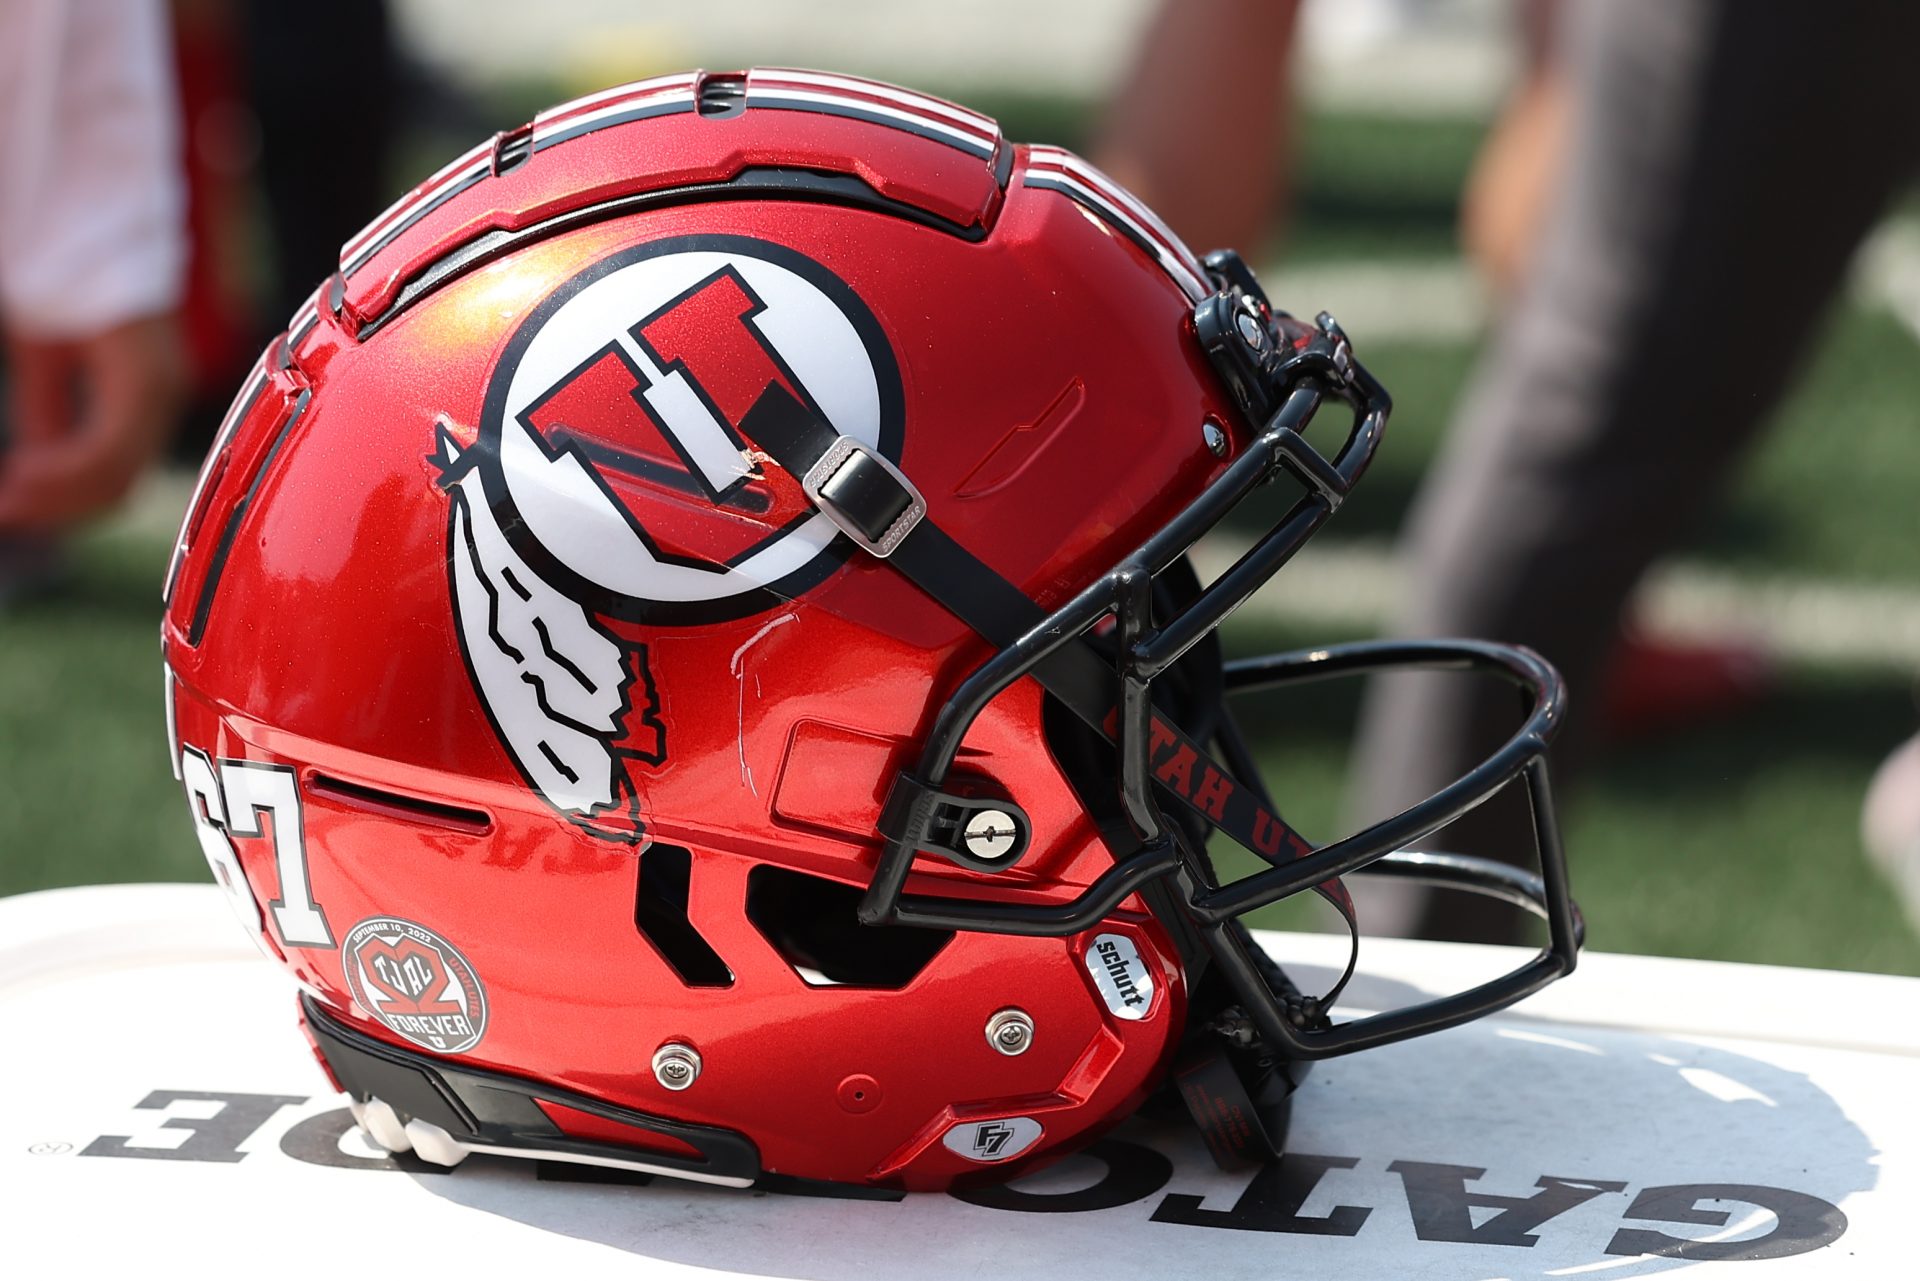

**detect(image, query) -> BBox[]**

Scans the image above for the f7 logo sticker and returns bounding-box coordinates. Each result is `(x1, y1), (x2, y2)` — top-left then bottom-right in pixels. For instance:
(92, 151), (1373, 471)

(942, 1117), (1044, 1164)
(180, 747), (333, 949)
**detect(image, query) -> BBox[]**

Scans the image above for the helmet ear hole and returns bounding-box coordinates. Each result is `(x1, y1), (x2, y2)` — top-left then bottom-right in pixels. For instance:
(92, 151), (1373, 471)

(746, 866), (952, 988)
(634, 844), (735, 987)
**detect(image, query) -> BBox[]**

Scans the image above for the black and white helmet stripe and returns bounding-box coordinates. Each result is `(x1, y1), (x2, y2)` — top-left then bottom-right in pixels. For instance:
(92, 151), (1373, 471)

(168, 270), (339, 604)
(530, 73), (698, 152)
(339, 138), (493, 277)
(336, 70), (1007, 282)
(744, 86), (995, 158)
(164, 353), (270, 603)
(1023, 146), (1209, 303)
(752, 68), (997, 139)
(747, 68), (1000, 158)
(287, 294), (322, 348)
(532, 71), (699, 134)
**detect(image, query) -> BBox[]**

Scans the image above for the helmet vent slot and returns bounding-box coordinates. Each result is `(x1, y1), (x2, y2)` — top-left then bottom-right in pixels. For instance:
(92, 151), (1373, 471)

(697, 72), (748, 118)
(746, 865), (951, 989)
(634, 844), (734, 987)
(492, 123), (534, 175)
(308, 773), (492, 835)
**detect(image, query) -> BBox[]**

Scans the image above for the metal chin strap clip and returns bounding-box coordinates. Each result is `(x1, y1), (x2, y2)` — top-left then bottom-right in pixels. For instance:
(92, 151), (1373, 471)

(801, 436), (927, 559)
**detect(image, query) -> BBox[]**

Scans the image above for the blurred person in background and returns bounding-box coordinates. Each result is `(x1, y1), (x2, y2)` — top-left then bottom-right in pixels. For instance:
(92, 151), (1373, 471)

(168, 0), (400, 461)
(0, 0), (402, 587)
(239, 0), (399, 329)
(1351, 0), (1920, 942)
(0, 0), (187, 597)
(1100, 0), (1920, 942)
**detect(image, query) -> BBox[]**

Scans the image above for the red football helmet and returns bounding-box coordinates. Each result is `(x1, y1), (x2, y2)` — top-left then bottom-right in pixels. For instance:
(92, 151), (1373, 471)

(162, 68), (1580, 1192)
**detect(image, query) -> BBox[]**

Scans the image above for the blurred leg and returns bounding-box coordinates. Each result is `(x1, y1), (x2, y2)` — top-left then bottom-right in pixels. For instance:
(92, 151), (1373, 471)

(1093, 0), (1303, 255)
(1348, 0), (1920, 941)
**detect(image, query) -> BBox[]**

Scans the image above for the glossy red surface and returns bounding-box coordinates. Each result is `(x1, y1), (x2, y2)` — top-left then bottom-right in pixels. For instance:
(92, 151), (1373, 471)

(162, 69), (1246, 1189)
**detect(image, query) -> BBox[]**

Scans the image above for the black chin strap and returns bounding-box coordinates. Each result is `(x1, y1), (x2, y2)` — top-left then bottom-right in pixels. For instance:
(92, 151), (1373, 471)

(741, 385), (1358, 1004)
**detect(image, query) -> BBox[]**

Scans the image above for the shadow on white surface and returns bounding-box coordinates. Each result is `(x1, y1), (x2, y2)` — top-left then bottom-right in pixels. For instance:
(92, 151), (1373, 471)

(409, 1001), (1871, 1279)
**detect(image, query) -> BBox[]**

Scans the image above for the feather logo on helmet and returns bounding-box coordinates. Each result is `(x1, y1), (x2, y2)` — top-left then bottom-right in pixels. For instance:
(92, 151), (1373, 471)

(432, 235), (904, 840)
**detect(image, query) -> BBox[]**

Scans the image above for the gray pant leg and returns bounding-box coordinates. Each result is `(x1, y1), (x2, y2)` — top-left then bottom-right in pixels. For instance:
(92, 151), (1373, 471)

(1346, 0), (1920, 941)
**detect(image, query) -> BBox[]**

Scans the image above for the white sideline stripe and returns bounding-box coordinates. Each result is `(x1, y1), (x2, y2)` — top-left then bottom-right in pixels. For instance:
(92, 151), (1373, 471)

(1191, 536), (1920, 675)
(1260, 218), (1920, 346)
(1261, 258), (1489, 341)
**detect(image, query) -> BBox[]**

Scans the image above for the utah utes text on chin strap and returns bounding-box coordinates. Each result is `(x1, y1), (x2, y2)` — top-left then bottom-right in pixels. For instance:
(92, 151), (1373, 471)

(161, 68), (1582, 1194)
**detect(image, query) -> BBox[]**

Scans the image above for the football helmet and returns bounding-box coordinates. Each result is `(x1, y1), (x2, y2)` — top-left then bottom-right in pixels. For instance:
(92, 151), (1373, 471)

(162, 68), (1580, 1193)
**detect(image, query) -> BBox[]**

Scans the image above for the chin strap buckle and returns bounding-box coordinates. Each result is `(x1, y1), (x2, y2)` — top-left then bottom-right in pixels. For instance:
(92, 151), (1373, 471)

(801, 436), (927, 559)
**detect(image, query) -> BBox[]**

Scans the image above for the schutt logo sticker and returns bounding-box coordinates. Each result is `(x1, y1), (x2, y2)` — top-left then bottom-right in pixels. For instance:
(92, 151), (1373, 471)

(1086, 932), (1154, 1020)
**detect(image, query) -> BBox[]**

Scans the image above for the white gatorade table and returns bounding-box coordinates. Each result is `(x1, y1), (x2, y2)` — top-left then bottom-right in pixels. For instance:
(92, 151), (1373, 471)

(2, 883), (1916, 1278)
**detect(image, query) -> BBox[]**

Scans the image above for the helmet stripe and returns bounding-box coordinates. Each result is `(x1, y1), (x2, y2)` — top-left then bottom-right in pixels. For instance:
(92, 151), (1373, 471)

(1024, 149), (1209, 301)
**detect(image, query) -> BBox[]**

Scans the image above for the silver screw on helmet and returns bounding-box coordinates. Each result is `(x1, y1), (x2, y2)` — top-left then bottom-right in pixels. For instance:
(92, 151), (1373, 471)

(963, 808), (1019, 861)
(985, 1008), (1035, 1056)
(652, 1042), (702, 1090)
(1235, 309), (1266, 349)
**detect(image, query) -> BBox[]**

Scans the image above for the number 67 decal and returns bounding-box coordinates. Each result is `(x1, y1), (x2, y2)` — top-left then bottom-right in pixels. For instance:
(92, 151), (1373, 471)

(181, 746), (334, 949)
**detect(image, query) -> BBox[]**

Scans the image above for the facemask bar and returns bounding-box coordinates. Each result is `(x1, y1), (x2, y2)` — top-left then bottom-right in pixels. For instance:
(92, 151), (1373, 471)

(856, 287), (1582, 1062)
(1195, 639), (1582, 1059)
(857, 331), (1377, 936)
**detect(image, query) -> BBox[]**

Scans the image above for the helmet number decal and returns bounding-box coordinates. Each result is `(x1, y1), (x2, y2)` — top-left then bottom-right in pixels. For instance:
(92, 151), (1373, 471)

(180, 747), (334, 949)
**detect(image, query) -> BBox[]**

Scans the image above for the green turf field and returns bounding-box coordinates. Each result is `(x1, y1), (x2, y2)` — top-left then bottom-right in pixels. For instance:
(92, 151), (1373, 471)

(3, 108), (1916, 977)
